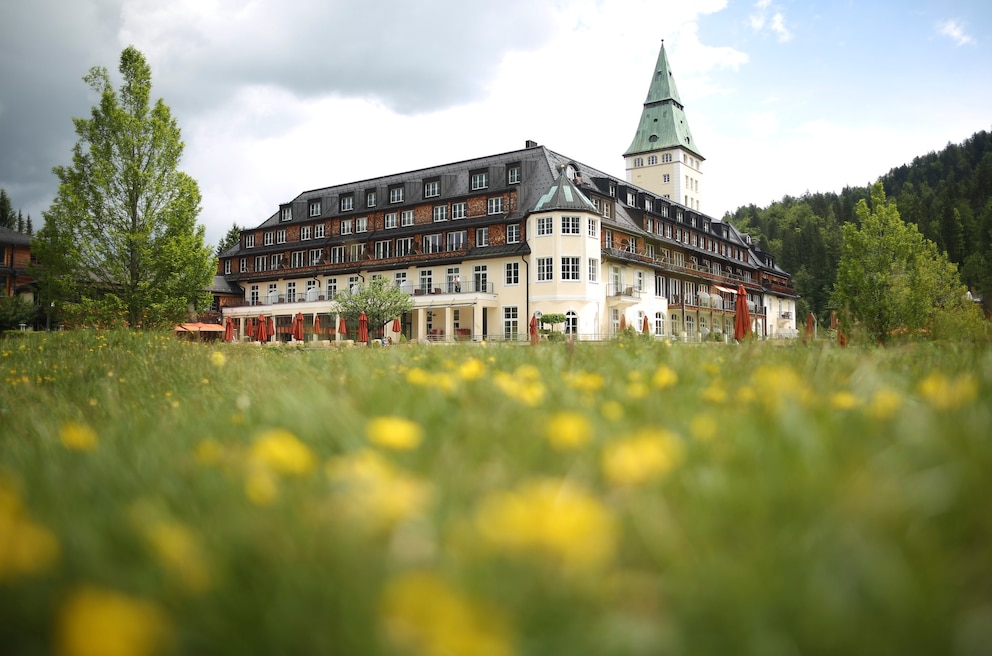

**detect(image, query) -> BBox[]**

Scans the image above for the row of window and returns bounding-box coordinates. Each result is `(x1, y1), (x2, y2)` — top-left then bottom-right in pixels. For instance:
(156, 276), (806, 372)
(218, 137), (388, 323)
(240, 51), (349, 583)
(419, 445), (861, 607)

(631, 153), (675, 167)
(535, 257), (599, 283)
(534, 215), (598, 237)
(248, 199), (508, 249)
(228, 225), (523, 274)
(278, 166), (523, 222)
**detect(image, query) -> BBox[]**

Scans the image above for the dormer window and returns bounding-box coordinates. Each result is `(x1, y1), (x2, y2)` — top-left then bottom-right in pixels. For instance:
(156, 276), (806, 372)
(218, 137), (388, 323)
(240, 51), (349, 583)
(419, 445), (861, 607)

(424, 180), (440, 198)
(366, 190), (377, 208)
(245, 234), (255, 248)
(507, 165), (521, 185)
(470, 171), (488, 190)
(281, 207), (292, 222)
(389, 186), (404, 204)
(340, 194), (354, 212)
(308, 201), (321, 217)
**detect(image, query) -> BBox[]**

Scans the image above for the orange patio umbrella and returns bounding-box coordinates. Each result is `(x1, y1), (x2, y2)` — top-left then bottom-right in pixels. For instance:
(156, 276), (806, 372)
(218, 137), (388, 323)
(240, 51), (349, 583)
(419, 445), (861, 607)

(338, 317), (347, 335)
(733, 285), (751, 342)
(529, 314), (539, 345)
(313, 314), (321, 335)
(292, 312), (305, 341)
(245, 317), (254, 340)
(391, 318), (401, 333)
(642, 314), (650, 334)
(224, 317), (234, 342)
(619, 314), (627, 331)
(256, 314), (269, 342)
(357, 312), (369, 344)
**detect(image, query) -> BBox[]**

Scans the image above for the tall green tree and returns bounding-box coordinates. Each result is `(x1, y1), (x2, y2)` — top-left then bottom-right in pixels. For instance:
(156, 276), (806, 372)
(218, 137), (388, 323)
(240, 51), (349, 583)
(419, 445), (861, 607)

(215, 223), (244, 257)
(833, 183), (970, 344)
(0, 190), (13, 229)
(33, 46), (213, 327)
(334, 277), (413, 344)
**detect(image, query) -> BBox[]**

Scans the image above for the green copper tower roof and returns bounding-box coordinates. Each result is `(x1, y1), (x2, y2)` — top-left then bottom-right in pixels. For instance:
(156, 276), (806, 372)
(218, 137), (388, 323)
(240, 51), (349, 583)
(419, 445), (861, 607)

(532, 166), (598, 214)
(624, 41), (703, 159)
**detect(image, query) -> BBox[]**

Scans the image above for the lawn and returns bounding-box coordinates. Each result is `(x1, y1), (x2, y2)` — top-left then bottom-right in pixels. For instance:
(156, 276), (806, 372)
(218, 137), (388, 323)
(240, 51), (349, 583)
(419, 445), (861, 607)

(1, 330), (990, 656)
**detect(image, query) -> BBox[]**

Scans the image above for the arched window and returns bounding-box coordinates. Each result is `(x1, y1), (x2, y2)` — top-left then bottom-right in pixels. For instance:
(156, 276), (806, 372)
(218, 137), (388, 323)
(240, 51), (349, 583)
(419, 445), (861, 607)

(565, 311), (578, 335)
(647, 155), (657, 165)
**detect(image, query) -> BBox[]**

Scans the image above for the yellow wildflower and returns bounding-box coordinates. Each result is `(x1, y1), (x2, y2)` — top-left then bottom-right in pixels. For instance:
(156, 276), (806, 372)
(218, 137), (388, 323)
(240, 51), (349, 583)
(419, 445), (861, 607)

(244, 469), (279, 506)
(830, 391), (861, 410)
(326, 450), (431, 529)
(493, 371), (546, 407)
(474, 479), (616, 569)
(59, 422), (98, 451)
(209, 351), (226, 367)
(382, 571), (513, 656)
(917, 373), (978, 411)
(602, 428), (684, 487)
(651, 365), (678, 389)
(366, 416), (424, 451)
(56, 586), (172, 656)
(626, 381), (650, 399)
(601, 400), (624, 422)
(143, 521), (211, 593)
(867, 387), (902, 420)
(545, 411), (593, 451)
(0, 480), (60, 581)
(249, 429), (315, 475)
(457, 358), (486, 381)
(701, 383), (727, 404)
(564, 371), (605, 393)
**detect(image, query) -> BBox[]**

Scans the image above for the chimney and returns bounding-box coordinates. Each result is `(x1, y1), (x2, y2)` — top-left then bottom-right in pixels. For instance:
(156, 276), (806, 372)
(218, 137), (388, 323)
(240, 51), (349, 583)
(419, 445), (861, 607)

(525, 140), (538, 148)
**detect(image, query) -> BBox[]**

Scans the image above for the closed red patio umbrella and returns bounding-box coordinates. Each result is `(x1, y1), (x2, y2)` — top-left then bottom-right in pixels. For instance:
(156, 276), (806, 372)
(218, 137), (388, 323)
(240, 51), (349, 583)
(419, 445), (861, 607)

(338, 317), (347, 335)
(619, 314), (627, 331)
(313, 314), (321, 335)
(246, 317), (254, 340)
(391, 317), (401, 333)
(267, 316), (274, 339)
(642, 314), (650, 334)
(529, 314), (539, 345)
(224, 317), (234, 342)
(357, 312), (369, 344)
(292, 312), (305, 341)
(734, 285), (751, 342)
(256, 314), (269, 342)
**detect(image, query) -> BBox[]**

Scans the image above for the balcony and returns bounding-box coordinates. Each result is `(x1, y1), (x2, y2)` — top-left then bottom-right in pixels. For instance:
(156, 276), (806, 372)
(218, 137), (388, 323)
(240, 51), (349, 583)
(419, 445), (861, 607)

(606, 283), (642, 306)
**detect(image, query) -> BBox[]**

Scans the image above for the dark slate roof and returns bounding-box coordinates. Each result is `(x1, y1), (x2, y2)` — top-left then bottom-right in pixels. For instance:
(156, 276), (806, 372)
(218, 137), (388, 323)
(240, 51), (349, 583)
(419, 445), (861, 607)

(0, 226), (31, 246)
(624, 42), (703, 159)
(207, 275), (242, 294)
(531, 167), (599, 213)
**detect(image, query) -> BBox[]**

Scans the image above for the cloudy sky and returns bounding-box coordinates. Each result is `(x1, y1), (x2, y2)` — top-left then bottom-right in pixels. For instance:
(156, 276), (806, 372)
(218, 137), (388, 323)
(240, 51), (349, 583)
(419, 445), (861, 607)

(2, 0), (990, 248)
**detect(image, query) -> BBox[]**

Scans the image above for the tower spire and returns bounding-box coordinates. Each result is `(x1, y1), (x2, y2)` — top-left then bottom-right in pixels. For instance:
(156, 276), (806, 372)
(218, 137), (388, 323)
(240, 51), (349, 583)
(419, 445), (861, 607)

(624, 41), (704, 211)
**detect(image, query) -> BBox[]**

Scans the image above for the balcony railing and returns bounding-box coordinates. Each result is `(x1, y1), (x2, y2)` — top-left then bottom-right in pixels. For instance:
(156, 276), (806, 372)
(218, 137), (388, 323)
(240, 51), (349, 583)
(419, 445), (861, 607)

(606, 283), (643, 299)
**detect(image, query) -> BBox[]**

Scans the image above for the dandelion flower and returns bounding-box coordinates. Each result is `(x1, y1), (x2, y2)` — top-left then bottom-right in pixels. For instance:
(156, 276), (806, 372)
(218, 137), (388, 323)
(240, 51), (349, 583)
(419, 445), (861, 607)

(602, 429), (684, 487)
(56, 586), (172, 656)
(652, 365), (678, 389)
(690, 415), (718, 442)
(382, 571), (513, 656)
(867, 388), (902, 420)
(249, 429), (315, 475)
(545, 412), (593, 450)
(209, 351), (226, 367)
(59, 422), (98, 451)
(601, 400), (624, 422)
(366, 417), (424, 451)
(918, 373), (978, 411)
(474, 479), (616, 569)
(830, 391), (861, 410)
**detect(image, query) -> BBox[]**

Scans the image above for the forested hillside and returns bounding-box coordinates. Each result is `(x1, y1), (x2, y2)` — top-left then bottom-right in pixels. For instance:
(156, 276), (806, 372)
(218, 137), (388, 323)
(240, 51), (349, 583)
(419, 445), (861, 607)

(725, 129), (992, 322)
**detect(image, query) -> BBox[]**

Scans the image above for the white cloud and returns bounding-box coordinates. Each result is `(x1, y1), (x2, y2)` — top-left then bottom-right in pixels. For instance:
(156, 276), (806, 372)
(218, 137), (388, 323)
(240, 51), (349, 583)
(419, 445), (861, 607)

(936, 19), (974, 47)
(748, 1), (791, 42)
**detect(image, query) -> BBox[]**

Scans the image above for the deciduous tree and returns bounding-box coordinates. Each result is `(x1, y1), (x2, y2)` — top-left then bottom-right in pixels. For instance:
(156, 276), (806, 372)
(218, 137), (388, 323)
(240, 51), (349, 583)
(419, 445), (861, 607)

(33, 46), (213, 327)
(334, 277), (413, 344)
(833, 183), (971, 344)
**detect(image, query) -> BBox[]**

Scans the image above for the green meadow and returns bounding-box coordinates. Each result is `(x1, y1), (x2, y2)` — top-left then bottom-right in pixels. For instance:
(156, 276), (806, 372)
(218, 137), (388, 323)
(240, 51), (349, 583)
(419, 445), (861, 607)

(1, 331), (991, 656)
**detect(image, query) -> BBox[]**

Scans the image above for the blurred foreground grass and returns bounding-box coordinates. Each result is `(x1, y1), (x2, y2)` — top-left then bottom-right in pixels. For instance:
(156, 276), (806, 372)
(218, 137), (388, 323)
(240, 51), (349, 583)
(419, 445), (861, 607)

(1, 330), (991, 656)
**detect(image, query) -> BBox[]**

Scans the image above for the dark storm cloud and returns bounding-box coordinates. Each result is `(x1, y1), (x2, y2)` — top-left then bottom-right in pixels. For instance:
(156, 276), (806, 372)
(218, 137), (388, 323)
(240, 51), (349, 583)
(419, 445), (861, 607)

(0, 0), (125, 221)
(1, 0), (563, 221)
